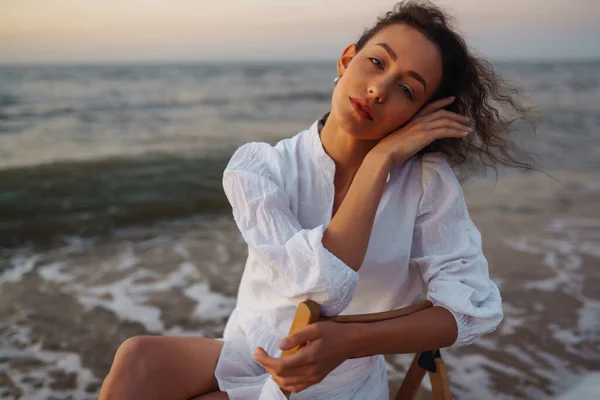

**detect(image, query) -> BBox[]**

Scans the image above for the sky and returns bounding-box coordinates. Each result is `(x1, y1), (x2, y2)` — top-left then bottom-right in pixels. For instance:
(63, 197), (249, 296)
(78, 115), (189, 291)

(1, 0), (599, 64)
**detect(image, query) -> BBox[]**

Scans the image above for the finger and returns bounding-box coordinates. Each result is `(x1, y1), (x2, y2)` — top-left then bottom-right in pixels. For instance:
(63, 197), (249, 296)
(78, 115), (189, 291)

(420, 109), (470, 124)
(415, 96), (455, 118)
(275, 371), (320, 393)
(282, 382), (313, 394)
(423, 119), (472, 133)
(268, 365), (316, 391)
(254, 347), (310, 377)
(265, 363), (316, 393)
(278, 345), (317, 370)
(279, 324), (321, 350)
(428, 127), (471, 139)
(276, 372), (315, 389)
(252, 347), (282, 371)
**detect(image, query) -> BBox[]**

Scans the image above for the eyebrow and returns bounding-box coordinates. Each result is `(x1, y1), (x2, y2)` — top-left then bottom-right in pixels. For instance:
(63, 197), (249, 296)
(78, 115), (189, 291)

(375, 42), (428, 93)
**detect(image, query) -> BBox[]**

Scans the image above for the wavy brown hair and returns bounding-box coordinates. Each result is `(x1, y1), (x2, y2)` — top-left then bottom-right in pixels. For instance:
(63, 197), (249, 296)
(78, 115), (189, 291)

(355, 0), (539, 176)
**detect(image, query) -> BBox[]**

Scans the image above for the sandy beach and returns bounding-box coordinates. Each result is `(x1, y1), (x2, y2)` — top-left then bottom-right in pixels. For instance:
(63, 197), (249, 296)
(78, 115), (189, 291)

(1, 169), (598, 399)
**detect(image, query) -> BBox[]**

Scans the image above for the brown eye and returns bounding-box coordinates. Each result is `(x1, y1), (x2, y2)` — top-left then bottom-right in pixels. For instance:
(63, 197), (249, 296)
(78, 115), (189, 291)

(369, 57), (384, 69)
(399, 84), (414, 100)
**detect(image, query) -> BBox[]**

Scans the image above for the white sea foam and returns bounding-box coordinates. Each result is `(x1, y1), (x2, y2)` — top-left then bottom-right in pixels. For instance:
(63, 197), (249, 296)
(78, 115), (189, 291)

(80, 272), (166, 332)
(556, 372), (600, 399)
(77, 261), (213, 332)
(117, 244), (137, 271)
(184, 282), (236, 320)
(0, 323), (98, 400)
(0, 254), (41, 283)
(0, 224), (245, 398)
(503, 216), (600, 398)
(498, 303), (528, 336)
(38, 262), (73, 283)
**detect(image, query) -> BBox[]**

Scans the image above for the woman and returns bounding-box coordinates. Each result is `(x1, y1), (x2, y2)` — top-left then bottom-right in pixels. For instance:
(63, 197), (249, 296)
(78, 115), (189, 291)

(100, 1), (535, 399)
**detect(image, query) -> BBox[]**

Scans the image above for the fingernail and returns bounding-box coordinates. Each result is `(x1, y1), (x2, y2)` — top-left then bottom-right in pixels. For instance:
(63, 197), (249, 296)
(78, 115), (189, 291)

(278, 339), (289, 350)
(448, 96), (456, 101)
(467, 126), (473, 131)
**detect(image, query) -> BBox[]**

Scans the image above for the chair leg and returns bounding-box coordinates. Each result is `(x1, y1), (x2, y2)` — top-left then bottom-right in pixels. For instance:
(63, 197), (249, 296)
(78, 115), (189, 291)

(429, 357), (452, 400)
(394, 352), (426, 400)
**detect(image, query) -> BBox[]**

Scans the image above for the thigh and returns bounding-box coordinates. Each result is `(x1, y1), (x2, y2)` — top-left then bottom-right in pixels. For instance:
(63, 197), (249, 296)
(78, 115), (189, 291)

(189, 391), (229, 400)
(124, 336), (224, 400)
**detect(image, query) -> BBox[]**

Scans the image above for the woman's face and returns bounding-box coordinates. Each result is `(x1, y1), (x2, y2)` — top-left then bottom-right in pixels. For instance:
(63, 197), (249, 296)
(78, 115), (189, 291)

(332, 23), (444, 140)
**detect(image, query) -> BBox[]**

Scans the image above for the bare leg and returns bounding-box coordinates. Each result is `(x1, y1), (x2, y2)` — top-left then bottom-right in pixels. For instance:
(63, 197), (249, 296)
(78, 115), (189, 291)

(189, 391), (229, 400)
(99, 336), (226, 400)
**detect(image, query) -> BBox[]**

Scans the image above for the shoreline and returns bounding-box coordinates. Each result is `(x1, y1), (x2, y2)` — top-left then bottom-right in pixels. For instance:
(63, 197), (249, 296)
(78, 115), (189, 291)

(0, 170), (599, 399)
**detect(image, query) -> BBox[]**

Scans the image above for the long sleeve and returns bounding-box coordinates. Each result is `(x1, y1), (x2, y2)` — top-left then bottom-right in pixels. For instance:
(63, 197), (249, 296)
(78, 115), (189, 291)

(222, 142), (359, 316)
(409, 153), (503, 347)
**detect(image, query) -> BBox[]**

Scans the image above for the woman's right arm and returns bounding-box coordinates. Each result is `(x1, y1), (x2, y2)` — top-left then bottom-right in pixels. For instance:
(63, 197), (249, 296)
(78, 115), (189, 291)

(325, 96), (471, 273)
(223, 143), (382, 316)
(321, 152), (392, 271)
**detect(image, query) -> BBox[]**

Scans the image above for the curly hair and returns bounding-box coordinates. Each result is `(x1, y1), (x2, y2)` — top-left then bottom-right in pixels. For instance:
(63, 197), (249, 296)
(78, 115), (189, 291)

(354, 0), (539, 175)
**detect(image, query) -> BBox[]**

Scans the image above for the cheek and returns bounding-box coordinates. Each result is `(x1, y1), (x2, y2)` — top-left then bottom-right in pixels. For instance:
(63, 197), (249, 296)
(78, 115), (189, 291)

(331, 87), (344, 114)
(384, 101), (418, 128)
(331, 78), (354, 111)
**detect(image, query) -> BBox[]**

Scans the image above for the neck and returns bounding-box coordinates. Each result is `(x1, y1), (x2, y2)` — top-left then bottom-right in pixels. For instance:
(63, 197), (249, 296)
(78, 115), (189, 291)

(319, 112), (379, 178)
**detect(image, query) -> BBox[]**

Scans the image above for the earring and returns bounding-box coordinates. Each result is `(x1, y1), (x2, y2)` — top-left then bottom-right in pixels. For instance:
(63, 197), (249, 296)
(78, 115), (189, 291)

(334, 75), (341, 85)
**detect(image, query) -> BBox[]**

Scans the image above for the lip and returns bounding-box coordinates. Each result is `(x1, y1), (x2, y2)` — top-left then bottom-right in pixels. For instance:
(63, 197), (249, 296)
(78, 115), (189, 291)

(349, 97), (373, 121)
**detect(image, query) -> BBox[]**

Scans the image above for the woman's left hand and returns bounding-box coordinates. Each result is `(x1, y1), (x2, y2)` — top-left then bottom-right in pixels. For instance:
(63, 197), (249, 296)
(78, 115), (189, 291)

(252, 321), (354, 393)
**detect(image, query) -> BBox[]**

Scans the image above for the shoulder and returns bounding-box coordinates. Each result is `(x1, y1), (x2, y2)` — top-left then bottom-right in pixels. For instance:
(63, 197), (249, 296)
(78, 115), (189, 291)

(410, 153), (465, 212)
(224, 126), (310, 180)
(223, 134), (306, 192)
(225, 141), (283, 180)
(418, 152), (461, 192)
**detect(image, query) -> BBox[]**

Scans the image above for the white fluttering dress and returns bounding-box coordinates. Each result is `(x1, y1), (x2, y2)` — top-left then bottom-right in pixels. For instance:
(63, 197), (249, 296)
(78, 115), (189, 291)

(214, 118), (503, 399)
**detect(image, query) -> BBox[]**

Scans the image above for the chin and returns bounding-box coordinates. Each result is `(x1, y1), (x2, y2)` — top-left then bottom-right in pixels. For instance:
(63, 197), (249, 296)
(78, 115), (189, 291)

(340, 113), (390, 141)
(330, 107), (375, 139)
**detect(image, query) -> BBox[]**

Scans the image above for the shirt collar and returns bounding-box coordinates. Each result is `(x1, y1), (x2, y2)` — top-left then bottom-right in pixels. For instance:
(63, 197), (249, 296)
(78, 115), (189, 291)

(308, 112), (392, 184)
(308, 113), (335, 171)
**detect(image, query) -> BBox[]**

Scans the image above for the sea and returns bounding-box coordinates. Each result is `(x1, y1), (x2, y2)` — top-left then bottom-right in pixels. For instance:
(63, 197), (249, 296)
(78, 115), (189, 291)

(0, 60), (598, 399)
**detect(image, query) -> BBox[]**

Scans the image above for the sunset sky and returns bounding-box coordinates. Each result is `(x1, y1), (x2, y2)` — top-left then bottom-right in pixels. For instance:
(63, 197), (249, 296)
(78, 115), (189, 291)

(1, 0), (599, 64)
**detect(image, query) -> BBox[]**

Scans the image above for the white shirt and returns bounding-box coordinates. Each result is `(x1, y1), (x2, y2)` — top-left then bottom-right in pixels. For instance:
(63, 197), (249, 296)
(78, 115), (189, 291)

(215, 118), (503, 399)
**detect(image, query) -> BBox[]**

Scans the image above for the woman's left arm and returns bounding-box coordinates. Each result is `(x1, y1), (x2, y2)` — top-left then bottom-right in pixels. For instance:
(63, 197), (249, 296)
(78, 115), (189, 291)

(349, 153), (504, 355)
(407, 153), (503, 347)
(345, 306), (457, 358)
(252, 307), (456, 393)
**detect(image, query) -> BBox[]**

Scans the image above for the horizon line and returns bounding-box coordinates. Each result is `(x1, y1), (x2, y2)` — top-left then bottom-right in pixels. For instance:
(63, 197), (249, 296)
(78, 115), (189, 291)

(1, 55), (599, 68)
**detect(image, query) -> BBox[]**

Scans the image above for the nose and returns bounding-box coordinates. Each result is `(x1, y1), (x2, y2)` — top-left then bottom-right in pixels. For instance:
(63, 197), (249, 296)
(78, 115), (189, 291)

(368, 77), (387, 104)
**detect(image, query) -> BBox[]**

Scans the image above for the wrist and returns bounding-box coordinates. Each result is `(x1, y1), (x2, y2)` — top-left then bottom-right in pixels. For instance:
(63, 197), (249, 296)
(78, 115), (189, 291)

(344, 322), (372, 359)
(364, 150), (394, 176)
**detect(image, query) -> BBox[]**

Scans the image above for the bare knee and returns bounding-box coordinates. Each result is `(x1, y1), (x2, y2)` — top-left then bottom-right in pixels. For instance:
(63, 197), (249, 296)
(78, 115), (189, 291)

(101, 336), (157, 397)
(115, 336), (157, 376)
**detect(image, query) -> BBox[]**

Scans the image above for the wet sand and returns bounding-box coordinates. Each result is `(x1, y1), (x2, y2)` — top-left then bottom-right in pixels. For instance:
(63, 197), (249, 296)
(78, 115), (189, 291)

(0, 170), (599, 399)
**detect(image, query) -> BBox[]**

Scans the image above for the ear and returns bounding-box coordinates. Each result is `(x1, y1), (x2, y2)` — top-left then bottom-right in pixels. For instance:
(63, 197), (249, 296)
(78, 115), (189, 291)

(336, 44), (357, 76)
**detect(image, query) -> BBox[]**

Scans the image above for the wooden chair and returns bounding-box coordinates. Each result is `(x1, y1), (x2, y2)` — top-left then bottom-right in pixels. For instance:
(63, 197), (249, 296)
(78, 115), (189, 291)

(280, 300), (452, 400)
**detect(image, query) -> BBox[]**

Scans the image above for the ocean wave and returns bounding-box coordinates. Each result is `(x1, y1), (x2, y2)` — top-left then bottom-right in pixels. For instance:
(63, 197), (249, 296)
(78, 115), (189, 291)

(0, 90), (332, 121)
(0, 90), (332, 122)
(0, 153), (234, 248)
(0, 94), (19, 107)
(0, 96), (232, 120)
(263, 90), (331, 103)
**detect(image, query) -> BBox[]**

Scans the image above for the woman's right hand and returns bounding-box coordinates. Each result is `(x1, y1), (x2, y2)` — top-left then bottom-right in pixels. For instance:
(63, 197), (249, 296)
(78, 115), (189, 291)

(369, 96), (471, 167)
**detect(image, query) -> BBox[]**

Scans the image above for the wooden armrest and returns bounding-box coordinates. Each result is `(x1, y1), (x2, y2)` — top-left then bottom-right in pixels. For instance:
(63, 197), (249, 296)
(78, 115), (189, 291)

(322, 300), (433, 323)
(281, 300), (433, 358)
